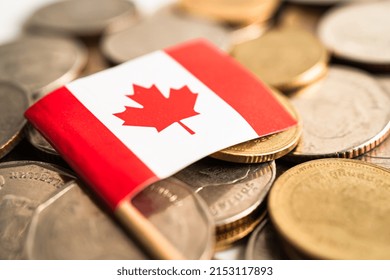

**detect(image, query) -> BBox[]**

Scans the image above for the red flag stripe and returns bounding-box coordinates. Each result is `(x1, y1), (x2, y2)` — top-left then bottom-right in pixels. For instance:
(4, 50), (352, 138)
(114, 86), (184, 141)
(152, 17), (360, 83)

(165, 40), (297, 136)
(25, 87), (158, 210)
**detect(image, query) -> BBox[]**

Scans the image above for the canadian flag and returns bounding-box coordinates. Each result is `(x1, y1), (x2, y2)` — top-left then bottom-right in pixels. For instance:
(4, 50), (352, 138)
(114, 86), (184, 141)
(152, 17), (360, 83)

(25, 39), (296, 210)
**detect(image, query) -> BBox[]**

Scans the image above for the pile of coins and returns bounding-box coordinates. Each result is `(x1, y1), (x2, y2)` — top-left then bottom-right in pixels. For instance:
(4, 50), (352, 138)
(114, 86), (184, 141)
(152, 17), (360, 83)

(1, 0), (390, 260)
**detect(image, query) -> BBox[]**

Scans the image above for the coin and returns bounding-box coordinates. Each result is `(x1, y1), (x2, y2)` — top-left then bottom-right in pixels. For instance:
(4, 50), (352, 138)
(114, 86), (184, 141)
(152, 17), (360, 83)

(0, 36), (87, 99)
(0, 82), (29, 160)
(318, 1), (390, 69)
(179, 0), (281, 25)
(216, 210), (266, 250)
(101, 5), (230, 64)
(211, 89), (301, 163)
(288, 66), (390, 160)
(132, 177), (215, 259)
(356, 76), (390, 169)
(26, 178), (214, 260)
(80, 40), (110, 76)
(245, 219), (287, 260)
(0, 161), (74, 259)
(26, 125), (58, 157)
(24, 181), (148, 260)
(175, 158), (275, 247)
(277, 4), (325, 35)
(268, 158), (390, 259)
(231, 28), (329, 92)
(25, 0), (138, 37)
(286, 0), (345, 4)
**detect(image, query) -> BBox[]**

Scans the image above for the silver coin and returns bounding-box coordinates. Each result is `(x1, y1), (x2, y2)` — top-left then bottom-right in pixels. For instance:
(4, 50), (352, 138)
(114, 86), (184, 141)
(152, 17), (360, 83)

(26, 125), (58, 156)
(0, 161), (75, 259)
(318, 1), (390, 67)
(289, 66), (390, 160)
(25, 0), (138, 37)
(24, 181), (148, 260)
(357, 76), (390, 169)
(0, 36), (87, 99)
(101, 5), (230, 64)
(174, 158), (275, 227)
(132, 177), (214, 259)
(0, 82), (30, 159)
(245, 219), (287, 260)
(25, 177), (214, 259)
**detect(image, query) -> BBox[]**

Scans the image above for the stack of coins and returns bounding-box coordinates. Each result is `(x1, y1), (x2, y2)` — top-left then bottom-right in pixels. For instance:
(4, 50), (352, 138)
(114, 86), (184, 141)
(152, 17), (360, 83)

(1, 0), (390, 260)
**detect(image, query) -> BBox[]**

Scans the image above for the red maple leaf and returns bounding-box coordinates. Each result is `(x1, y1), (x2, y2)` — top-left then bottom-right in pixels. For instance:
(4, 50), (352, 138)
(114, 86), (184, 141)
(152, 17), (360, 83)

(114, 84), (199, 134)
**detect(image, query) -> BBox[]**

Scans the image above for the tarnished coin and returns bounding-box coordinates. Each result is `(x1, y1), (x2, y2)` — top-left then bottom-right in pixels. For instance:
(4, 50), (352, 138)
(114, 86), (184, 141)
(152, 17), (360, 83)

(175, 158), (275, 247)
(0, 36), (87, 99)
(25, 0), (137, 37)
(101, 5), (230, 64)
(231, 28), (329, 92)
(245, 219), (287, 260)
(289, 66), (390, 160)
(318, 1), (390, 68)
(0, 82), (29, 159)
(0, 161), (74, 259)
(211, 89), (301, 163)
(269, 158), (390, 259)
(179, 0), (281, 25)
(357, 76), (390, 169)
(24, 182), (148, 260)
(26, 125), (58, 156)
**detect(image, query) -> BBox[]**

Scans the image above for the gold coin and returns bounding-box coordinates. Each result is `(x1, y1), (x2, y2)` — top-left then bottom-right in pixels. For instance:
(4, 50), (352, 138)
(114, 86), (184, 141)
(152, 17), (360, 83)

(231, 28), (329, 92)
(179, 0), (281, 25)
(211, 89), (301, 163)
(216, 209), (267, 251)
(277, 4), (325, 35)
(268, 158), (390, 259)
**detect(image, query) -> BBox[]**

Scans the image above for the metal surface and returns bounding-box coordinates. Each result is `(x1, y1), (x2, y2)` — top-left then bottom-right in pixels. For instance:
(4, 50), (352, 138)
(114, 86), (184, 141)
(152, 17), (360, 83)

(0, 82), (29, 159)
(0, 161), (74, 259)
(231, 28), (329, 92)
(269, 158), (390, 259)
(318, 1), (390, 67)
(25, 0), (138, 37)
(0, 36), (87, 99)
(289, 66), (390, 160)
(101, 5), (230, 64)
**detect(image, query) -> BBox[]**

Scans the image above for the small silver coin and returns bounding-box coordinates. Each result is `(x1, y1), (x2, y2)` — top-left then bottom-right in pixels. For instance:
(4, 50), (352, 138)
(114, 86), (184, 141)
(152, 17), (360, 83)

(0, 161), (74, 259)
(101, 5), (230, 64)
(318, 1), (390, 68)
(245, 219), (287, 260)
(0, 82), (30, 159)
(25, 0), (138, 37)
(0, 36), (87, 99)
(175, 158), (275, 227)
(289, 66), (390, 160)
(25, 178), (214, 260)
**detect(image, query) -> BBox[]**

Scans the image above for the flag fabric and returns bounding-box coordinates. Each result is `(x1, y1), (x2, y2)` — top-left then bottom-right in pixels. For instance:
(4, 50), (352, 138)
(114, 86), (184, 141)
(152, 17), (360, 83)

(25, 39), (296, 210)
